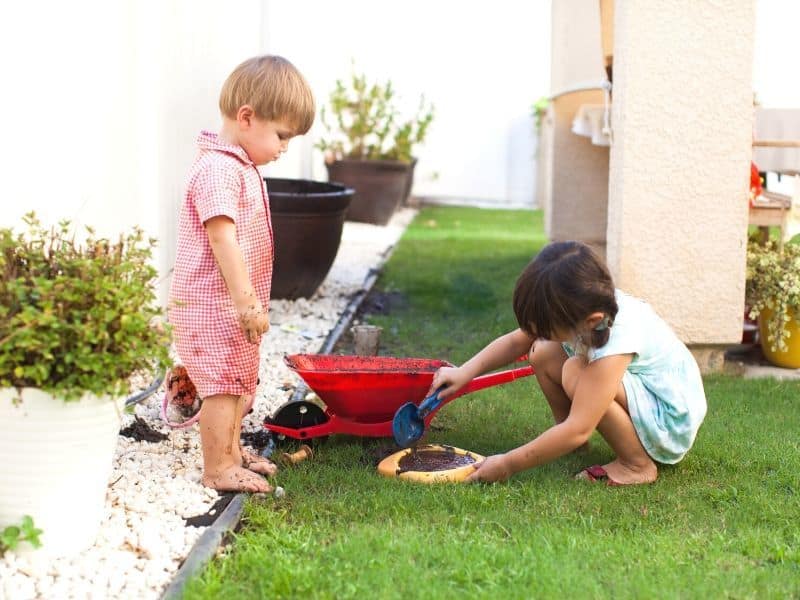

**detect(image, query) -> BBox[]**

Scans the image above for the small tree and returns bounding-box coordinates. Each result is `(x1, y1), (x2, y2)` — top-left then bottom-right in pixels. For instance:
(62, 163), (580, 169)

(316, 70), (434, 164)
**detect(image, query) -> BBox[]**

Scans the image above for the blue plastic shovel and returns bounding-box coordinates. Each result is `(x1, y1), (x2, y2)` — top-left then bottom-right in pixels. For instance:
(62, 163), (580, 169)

(392, 364), (534, 447)
(392, 387), (445, 448)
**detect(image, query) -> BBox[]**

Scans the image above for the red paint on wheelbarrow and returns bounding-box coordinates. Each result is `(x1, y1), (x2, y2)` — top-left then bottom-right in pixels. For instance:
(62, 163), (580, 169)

(283, 354), (451, 422)
(266, 354), (534, 441)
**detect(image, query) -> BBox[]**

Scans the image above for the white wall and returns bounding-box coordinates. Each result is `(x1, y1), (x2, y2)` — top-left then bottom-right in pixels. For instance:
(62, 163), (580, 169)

(754, 0), (800, 108)
(0, 0), (263, 300)
(260, 0), (552, 207)
(1, 0), (797, 290)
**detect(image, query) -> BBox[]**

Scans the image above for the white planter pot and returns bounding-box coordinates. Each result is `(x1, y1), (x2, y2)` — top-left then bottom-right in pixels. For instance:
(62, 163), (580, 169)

(0, 388), (123, 557)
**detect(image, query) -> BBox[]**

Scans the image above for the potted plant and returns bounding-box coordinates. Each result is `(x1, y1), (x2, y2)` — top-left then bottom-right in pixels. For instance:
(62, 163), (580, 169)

(745, 238), (800, 368)
(316, 70), (434, 225)
(264, 177), (354, 299)
(0, 213), (170, 556)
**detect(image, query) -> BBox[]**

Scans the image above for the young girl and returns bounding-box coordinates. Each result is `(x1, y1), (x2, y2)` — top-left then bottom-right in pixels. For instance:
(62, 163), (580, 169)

(169, 55), (314, 493)
(432, 241), (707, 486)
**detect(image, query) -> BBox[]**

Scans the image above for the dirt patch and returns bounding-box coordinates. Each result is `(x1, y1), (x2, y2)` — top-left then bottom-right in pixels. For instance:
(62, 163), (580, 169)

(332, 290), (408, 355)
(240, 429), (275, 455)
(184, 492), (236, 528)
(364, 442), (401, 466)
(725, 343), (772, 367)
(120, 416), (168, 443)
(356, 290), (408, 317)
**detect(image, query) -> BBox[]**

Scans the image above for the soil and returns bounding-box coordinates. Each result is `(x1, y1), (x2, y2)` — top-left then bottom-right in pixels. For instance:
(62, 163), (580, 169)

(332, 289), (408, 355)
(356, 290), (408, 317)
(119, 416), (169, 443)
(724, 342), (773, 367)
(184, 492), (236, 528)
(240, 429), (276, 456)
(365, 442), (401, 466)
(397, 447), (476, 473)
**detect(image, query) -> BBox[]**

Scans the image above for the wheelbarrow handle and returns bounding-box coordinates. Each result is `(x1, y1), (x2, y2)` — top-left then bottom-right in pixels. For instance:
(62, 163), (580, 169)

(457, 364), (534, 398)
(421, 364), (535, 426)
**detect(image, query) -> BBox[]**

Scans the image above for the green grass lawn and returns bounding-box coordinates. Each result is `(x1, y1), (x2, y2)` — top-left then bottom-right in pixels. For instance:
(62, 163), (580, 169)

(185, 206), (800, 599)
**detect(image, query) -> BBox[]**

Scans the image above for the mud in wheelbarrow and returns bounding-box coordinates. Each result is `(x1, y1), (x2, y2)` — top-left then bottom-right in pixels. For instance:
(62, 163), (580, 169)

(264, 354), (533, 441)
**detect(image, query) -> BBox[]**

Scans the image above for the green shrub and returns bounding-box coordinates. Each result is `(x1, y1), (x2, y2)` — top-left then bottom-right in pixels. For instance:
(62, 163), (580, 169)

(1, 516), (42, 554)
(0, 213), (170, 400)
(745, 239), (800, 352)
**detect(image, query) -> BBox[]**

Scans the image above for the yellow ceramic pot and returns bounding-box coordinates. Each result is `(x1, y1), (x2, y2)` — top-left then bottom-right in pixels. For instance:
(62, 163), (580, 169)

(758, 307), (800, 369)
(377, 444), (484, 483)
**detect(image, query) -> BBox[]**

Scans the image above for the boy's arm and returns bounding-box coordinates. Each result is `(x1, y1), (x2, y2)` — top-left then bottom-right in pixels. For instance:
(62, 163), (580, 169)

(205, 215), (269, 343)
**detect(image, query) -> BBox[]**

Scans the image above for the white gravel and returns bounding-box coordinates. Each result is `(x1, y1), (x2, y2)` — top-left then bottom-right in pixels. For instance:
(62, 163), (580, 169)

(0, 208), (417, 600)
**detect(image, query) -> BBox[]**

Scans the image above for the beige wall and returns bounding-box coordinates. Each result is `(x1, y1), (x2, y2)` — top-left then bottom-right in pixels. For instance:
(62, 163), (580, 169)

(607, 0), (755, 346)
(546, 0), (610, 251)
(545, 0), (754, 353)
(546, 92), (609, 251)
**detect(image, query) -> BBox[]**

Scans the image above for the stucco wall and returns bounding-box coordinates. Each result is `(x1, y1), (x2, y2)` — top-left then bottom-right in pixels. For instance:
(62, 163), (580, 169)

(547, 92), (610, 250)
(606, 0), (755, 344)
(547, 0), (610, 251)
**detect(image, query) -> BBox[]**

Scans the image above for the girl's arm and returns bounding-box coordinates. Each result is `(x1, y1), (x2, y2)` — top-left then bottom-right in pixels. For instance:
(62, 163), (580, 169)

(205, 216), (269, 344)
(432, 329), (534, 399)
(467, 353), (632, 482)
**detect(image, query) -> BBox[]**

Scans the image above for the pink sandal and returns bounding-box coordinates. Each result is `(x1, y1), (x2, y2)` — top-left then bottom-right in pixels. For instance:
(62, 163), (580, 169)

(160, 366), (256, 429)
(160, 366), (201, 429)
(575, 465), (623, 486)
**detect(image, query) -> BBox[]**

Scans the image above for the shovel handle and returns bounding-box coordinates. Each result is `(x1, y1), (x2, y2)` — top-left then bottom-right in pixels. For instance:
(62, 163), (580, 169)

(417, 386), (446, 419)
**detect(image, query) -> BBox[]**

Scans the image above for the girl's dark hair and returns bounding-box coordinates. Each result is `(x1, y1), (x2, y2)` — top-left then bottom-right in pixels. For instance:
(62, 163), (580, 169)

(513, 241), (618, 348)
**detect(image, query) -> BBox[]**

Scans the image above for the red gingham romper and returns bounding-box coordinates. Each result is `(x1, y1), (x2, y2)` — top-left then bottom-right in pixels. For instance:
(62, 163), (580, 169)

(168, 131), (273, 399)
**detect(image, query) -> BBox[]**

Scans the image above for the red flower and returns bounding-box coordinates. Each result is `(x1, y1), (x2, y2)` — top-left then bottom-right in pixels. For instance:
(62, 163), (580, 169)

(750, 161), (763, 206)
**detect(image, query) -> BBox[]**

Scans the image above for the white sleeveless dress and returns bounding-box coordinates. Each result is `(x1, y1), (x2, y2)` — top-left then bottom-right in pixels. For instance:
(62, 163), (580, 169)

(563, 290), (707, 464)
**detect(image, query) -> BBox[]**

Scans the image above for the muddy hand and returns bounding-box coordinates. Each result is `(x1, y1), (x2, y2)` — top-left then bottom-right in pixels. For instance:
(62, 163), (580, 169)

(238, 304), (270, 344)
(428, 366), (469, 399)
(465, 454), (513, 483)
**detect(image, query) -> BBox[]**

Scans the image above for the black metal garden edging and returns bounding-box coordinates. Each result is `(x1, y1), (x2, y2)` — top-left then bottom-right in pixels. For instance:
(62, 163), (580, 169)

(160, 252), (392, 600)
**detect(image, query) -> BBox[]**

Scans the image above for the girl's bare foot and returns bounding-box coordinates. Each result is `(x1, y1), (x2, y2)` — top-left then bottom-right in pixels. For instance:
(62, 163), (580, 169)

(241, 447), (278, 476)
(203, 465), (273, 493)
(600, 458), (658, 485)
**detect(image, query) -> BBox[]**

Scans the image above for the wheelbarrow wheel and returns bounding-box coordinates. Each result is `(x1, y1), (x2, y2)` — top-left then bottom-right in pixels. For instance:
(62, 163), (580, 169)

(266, 400), (329, 444)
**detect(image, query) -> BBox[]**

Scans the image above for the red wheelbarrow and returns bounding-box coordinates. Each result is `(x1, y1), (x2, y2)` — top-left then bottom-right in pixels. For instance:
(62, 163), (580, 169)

(264, 354), (534, 441)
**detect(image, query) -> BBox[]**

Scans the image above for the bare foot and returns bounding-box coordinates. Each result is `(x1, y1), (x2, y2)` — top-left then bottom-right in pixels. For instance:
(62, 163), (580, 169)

(241, 447), (278, 476)
(601, 458), (658, 485)
(203, 465), (273, 493)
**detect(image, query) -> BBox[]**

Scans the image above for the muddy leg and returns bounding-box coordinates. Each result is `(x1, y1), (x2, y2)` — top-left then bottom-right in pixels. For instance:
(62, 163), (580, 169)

(200, 394), (271, 493)
(237, 394), (278, 476)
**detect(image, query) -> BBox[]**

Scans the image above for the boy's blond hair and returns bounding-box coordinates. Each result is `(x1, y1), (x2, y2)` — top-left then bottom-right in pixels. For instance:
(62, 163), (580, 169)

(219, 55), (315, 135)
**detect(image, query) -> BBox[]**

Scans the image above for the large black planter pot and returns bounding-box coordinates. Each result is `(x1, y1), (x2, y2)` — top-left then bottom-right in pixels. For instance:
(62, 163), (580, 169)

(401, 157), (418, 206)
(265, 177), (353, 300)
(325, 159), (411, 225)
